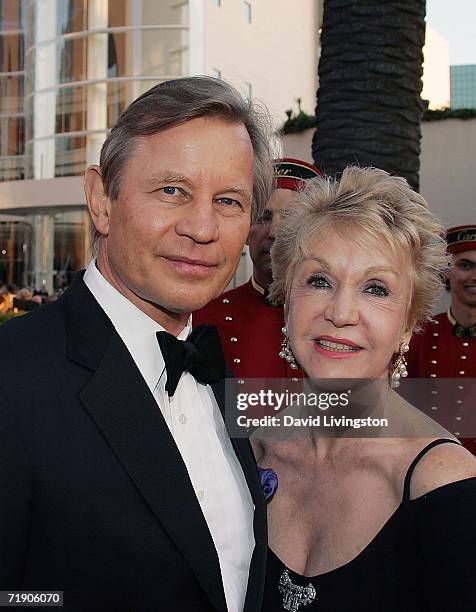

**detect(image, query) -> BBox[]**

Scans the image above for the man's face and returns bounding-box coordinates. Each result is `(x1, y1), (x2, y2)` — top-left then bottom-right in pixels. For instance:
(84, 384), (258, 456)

(247, 188), (297, 287)
(448, 250), (476, 308)
(93, 117), (254, 317)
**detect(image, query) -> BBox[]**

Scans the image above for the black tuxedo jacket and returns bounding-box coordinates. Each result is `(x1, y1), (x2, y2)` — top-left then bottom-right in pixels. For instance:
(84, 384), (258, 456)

(0, 273), (267, 611)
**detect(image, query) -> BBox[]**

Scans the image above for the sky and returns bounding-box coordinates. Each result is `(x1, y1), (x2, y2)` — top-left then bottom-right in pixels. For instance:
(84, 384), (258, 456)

(426, 0), (476, 65)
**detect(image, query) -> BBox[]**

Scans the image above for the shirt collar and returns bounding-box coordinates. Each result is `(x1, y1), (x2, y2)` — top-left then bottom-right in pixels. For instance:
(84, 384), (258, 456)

(83, 260), (191, 392)
(251, 275), (266, 295)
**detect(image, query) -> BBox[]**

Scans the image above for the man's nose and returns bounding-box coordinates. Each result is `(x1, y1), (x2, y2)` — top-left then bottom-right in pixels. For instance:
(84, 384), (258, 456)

(175, 198), (219, 243)
(324, 287), (359, 327)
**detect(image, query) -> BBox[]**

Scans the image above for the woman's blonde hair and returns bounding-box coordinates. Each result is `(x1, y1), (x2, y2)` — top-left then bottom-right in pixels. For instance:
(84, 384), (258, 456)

(269, 166), (449, 332)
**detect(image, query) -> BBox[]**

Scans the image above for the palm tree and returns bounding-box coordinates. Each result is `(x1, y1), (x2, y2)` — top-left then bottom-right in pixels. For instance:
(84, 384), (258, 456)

(312, 0), (426, 190)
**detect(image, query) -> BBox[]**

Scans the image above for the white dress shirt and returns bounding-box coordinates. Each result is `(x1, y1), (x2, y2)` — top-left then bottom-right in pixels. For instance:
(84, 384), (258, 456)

(83, 260), (255, 612)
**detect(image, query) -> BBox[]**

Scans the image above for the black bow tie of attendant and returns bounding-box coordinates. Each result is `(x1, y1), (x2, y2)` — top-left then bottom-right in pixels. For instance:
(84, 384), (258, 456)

(156, 324), (227, 397)
(453, 323), (476, 339)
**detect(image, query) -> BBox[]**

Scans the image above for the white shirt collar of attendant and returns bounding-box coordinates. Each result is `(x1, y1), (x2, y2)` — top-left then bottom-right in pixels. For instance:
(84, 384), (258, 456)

(251, 275), (266, 295)
(447, 308), (456, 326)
(83, 259), (191, 393)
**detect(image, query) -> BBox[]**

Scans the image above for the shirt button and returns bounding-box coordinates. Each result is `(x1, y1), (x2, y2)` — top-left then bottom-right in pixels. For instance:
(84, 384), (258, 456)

(179, 414), (187, 425)
(197, 489), (205, 502)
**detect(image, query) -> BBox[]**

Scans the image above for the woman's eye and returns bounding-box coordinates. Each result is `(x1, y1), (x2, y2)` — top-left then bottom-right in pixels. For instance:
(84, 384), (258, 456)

(307, 274), (331, 288)
(365, 284), (389, 297)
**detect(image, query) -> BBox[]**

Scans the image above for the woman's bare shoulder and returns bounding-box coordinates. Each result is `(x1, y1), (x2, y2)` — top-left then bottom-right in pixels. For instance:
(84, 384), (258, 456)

(409, 439), (476, 500)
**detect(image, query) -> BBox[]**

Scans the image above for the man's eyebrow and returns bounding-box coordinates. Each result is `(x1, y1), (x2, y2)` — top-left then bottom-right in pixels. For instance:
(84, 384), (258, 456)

(144, 173), (191, 187)
(457, 258), (475, 264)
(221, 186), (253, 201)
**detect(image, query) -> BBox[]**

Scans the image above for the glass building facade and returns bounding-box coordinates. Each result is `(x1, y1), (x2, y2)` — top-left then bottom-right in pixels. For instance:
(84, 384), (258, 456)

(0, 0), (190, 291)
(450, 64), (476, 110)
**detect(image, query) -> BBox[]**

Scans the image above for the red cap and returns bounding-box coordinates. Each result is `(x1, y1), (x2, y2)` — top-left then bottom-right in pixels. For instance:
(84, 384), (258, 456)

(273, 158), (321, 191)
(446, 225), (476, 255)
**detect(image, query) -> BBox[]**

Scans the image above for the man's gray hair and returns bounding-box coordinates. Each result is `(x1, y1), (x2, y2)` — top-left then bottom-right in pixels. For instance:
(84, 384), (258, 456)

(91, 76), (274, 254)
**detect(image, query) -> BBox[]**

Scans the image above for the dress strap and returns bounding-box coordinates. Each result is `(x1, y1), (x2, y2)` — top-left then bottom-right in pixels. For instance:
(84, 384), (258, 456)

(402, 439), (461, 502)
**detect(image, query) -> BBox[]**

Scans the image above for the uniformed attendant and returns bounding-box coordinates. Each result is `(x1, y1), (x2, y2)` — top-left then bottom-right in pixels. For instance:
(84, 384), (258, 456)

(407, 225), (476, 453)
(194, 158), (321, 378)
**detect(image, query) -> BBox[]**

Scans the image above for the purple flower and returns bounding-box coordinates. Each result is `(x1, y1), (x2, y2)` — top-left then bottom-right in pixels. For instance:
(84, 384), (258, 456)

(257, 466), (278, 502)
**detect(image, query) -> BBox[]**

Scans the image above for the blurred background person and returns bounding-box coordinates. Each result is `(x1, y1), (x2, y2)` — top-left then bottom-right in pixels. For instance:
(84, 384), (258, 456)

(407, 225), (476, 453)
(194, 158), (320, 378)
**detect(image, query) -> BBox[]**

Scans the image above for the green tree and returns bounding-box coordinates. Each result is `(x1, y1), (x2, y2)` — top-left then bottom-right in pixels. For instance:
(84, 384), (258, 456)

(313, 0), (426, 190)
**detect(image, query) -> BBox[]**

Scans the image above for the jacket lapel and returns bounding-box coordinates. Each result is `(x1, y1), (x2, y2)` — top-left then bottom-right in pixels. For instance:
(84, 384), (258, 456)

(60, 275), (227, 611)
(211, 379), (268, 612)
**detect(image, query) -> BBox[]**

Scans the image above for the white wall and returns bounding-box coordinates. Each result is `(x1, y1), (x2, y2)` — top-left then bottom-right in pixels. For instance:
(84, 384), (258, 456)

(202, 0), (321, 130)
(282, 120), (476, 229)
(422, 25), (450, 110)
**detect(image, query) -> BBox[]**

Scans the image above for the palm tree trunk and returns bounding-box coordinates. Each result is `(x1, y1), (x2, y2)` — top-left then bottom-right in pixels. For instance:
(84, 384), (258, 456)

(312, 0), (426, 190)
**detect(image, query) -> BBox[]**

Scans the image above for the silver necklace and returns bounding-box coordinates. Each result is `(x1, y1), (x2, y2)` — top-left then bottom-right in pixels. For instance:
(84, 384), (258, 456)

(278, 569), (317, 611)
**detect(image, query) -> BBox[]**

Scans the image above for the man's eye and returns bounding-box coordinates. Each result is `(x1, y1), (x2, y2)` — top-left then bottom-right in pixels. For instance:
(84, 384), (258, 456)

(307, 274), (331, 289)
(217, 197), (241, 207)
(162, 186), (178, 195)
(365, 283), (389, 297)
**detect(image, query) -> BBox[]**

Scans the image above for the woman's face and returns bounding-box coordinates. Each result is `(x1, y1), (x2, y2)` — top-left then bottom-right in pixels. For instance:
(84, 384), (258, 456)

(286, 229), (412, 380)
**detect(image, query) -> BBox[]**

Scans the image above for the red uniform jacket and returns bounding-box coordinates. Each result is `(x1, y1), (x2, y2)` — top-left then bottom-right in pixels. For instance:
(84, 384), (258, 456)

(194, 279), (303, 379)
(407, 311), (476, 454)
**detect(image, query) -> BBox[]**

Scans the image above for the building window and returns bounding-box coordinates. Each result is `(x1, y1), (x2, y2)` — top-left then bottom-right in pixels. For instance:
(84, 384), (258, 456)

(244, 2), (251, 23)
(212, 68), (221, 79)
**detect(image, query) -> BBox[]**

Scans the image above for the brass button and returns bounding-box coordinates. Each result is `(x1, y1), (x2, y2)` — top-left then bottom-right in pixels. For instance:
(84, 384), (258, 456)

(458, 385), (464, 390)
(454, 432), (461, 436)
(456, 415), (462, 420)
(431, 360), (437, 364)
(225, 316), (233, 321)
(431, 390), (438, 395)
(432, 345), (437, 350)
(223, 298), (230, 304)
(433, 332), (439, 337)
(431, 406), (438, 411)
(230, 337), (238, 342)
(460, 355), (467, 360)
(238, 379), (245, 384)
(456, 400), (463, 405)
(430, 373), (437, 378)
(463, 342), (469, 347)
(233, 358), (241, 364)
(459, 370), (465, 375)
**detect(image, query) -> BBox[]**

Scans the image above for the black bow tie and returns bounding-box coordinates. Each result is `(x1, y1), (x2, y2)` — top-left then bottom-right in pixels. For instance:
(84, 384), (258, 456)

(453, 323), (476, 339)
(156, 324), (226, 397)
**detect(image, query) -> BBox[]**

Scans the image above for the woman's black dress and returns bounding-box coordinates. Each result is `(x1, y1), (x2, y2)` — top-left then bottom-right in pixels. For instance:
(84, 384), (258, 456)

(262, 439), (476, 611)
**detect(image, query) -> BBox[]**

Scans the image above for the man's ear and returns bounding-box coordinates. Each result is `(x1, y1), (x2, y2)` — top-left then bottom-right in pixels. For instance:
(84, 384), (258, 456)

(84, 165), (111, 237)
